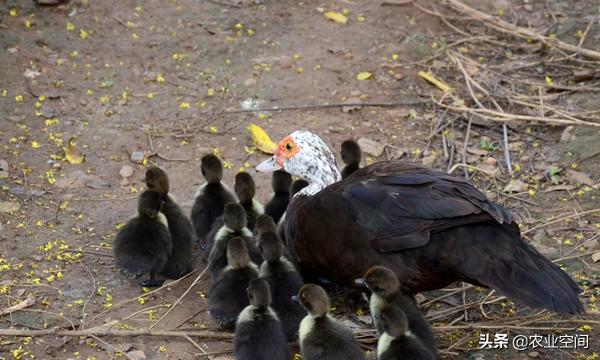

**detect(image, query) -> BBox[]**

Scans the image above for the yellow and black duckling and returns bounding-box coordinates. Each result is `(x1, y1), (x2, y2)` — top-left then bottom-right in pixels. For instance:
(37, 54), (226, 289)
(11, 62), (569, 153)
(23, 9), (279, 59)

(376, 304), (436, 360)
(355, 266), (436, 352)
(207, 203), (261, 280)
(294, 284), (365, 360)
(234, 171), (264, 231)
(114, 190), (172, 287)
(264, 170), (292, 224)
(191, 154), (237, 250)
(208, 237), (258, 330)
(145, 166), (194, 279)
(234, 278), (290, 360)
(258, 231), (304, 340)
(340, 139), (362, 179)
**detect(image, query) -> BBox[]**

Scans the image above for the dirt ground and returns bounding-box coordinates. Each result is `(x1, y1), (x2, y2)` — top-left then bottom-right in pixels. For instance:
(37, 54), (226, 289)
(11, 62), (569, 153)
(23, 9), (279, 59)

(0, 0), (599, 359)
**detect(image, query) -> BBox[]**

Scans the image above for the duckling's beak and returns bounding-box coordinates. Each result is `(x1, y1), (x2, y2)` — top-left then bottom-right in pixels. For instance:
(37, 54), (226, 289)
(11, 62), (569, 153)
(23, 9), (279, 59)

(354, 278), (366, 286)
(256, 156), (282, 172)
(291, 295), (299, 302)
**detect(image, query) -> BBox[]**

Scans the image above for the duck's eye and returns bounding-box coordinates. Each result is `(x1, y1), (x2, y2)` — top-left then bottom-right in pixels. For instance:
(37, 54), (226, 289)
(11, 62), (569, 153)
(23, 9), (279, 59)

(367, 277), (374, 283)
(285, 143), (293, 151)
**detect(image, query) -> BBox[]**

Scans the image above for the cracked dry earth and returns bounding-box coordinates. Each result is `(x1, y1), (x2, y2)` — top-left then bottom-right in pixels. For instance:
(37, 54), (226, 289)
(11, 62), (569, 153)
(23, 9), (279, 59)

(1, 0), (599, 359)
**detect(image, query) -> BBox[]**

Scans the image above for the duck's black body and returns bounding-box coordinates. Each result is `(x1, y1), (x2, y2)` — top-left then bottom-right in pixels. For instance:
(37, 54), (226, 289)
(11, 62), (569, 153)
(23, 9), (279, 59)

(208, 266), (258, 330)
(284, 161), (583, 314)
(234, 172), (263, 231)
(299, 315), (365, 360)
(114, 191), (172, 287)
(160, 195), (194, 278)
(234, 279), (290, 360)
(264, 170), (292, 224)
(208, 227), (261, 280)
(378, 332), (435, 360)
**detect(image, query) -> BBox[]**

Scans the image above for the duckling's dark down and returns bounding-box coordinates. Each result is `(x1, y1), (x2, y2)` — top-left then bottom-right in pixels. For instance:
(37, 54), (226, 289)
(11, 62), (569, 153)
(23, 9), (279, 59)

(234, 278), (290, 360)
(377, 305), (436, 360)
(191, 154), (237, 249)
(114, 190), (172, 287)
(357, 266), (436, 355)
(264, 170), (292, 224)
(208, 237), (258, 330)
(340, 139), (362, 179)
(207, 203), (261, 280)
(145, 166), (194, 279)
(234, 171), (263, 231)
(295, 284), (365, 360)
(258, 231), (304, 340)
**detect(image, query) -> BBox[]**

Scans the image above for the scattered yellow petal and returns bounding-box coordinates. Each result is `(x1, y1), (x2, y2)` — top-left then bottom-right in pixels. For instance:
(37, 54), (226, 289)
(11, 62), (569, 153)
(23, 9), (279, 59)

(10, 8), (18, 17)
(79, 29), (89, 39)
(418, 71), (452, 93)
(31, 141), (40, 149)
(357, 15), (366, 22)
(66, 22), (75, 31)
(247, 124), (277, 154)
(15, 95), (24, 102)
(63, 137), (85, 164)
(158, 346), (167, 353)
(179, 102), (190, 109)
(207, 88), (215, 97)
(156, 73), (165, 83)
(324, 11), (348, 24)
(210, 126), (219, 133)
(545, 76), (554, 87)
(147, 92), (154, 99)
(356, 72), (372, 81)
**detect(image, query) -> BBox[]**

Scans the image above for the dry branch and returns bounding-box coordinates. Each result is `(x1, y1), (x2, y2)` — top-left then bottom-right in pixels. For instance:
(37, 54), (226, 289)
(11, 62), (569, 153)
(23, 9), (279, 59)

(0, 326), (233, 340)
(445, 0), (600, 61)
(0, 295), (36, 317)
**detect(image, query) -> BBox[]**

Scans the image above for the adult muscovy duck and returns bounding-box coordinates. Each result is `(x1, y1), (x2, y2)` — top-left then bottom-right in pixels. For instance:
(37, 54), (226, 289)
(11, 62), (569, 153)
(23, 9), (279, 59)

(256, 130), (584, 315)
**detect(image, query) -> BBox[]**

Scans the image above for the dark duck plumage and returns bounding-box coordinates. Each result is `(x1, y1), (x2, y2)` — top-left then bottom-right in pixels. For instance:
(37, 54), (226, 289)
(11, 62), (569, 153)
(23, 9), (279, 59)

(234, 278), (290, 360)
(340, 139), (362, 179)
(145, 166), (194, 279)
(264, 170), (292, 224)
(376, 304), (436, 360)
(191, 154), (237, 250)
(234, 171), (264, 231)
(356, 266), (436, 355)
(258, 231), (305, 340)
(294, 284), (365, 360)
(256, 130), (584, 315)
(208, 237), (258, 330)
(113, 190), (172, 287)
(207, 203), (261, 280)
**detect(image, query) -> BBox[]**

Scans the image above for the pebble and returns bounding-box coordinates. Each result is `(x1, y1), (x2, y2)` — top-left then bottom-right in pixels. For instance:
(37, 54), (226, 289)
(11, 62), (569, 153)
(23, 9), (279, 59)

(119, 165), (134, 178)
(357, 137), (385, 157)
(130, 151), (145, 164)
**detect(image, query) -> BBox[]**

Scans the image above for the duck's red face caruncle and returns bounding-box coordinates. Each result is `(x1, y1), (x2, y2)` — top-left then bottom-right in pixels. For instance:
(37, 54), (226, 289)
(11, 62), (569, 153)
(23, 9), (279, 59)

(274, 135), (300, 167)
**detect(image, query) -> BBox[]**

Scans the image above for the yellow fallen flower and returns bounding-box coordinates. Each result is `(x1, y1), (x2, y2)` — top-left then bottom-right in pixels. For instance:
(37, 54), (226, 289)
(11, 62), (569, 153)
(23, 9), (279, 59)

(247, 124), (276, 154)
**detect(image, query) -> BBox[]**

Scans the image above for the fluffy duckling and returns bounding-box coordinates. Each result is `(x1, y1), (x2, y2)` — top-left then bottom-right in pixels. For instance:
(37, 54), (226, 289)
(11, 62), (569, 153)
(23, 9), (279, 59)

(207, 203), (261, 280)
(340, 139), (362, 179)
(294, 284), (365, 360)
(145, 166), (193, 279)
(234, 278), (290, 360)
(255, 214), (277, 237)
(377, 305), (436, 360)
(264, 170), (292, 224)
(258, 232), (304, 340)
(234, 172), (263, 231)
(191, 154), (237, 249)
(355, 266), (436, 352)
(208, 237), (258, 330)
(114, 190), (172, 287)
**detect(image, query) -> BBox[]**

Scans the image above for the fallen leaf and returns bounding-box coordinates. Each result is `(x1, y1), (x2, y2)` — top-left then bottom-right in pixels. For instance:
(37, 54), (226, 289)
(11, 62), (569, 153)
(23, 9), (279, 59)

(0, 201), (20, 213)
(63, 137), (85, 164)
(418, 71), (452, 93)
(592, 252), (600, 263)
(356, 72), (372, 81)
(324, 11), (348, 24)
(504, 179), (528, 193)
(247, 124), (276, 154)
(565, 169), (594, 186)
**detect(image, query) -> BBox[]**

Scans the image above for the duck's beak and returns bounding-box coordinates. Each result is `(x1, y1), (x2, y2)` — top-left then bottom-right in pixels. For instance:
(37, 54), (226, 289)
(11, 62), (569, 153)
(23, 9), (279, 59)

(354, 278), (366, 286)
(256, 156), (282, 172)
(291, 295), (299, 302)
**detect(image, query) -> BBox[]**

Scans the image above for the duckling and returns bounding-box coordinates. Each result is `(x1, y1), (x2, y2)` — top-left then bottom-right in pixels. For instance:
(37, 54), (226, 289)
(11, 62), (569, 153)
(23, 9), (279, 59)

(234, 172), (263, 231)
(258, 231), (304, 340)
(355, 266), (436, 352)
(208, 237), (258, 330)
(234, 278), (290, 360)
(290, 179), (309, 198)
(376, 305), (436, 360)
(191, 154), (237, 249)
(255, 214), (277, 237)
(114, 190), (172, 287)
(264, 170), (292, 224)
(145, 166), (194, 279)
(207, 203), (261, 280)
(340, 139), (362, 179)
(294, 284), (365, 360)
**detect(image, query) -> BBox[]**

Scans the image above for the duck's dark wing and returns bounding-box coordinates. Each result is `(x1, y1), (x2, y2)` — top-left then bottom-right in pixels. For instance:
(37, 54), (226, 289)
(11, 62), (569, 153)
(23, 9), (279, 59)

(328, 162), (513, 252)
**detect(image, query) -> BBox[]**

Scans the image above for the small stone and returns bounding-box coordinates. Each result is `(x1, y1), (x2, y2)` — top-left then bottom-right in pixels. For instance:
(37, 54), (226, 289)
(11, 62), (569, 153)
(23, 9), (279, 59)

(0, 159), (9, 178)
(560, 126), (576, 142)
(243, 78), (257, 86)
(357, 137), (385, 157)
(483, 157), (497, 166)
(126, 350), (147, 360)
(16, 289), (26, 296)
(592, 252), (600, 263)
(52, 162), (62, 170)
(421, 154), (437, 167)
(504, 179), (528, 193)
(130, 151), (145, 164)
(524, 4), (533, 11)
(0, 201), (20, 213)
(40, 103), (55, 118)
(119, 165), (134, 179)
(9, 187), (25, 196)
(32, 255), (44, 262)
(278, 56), (292, 69)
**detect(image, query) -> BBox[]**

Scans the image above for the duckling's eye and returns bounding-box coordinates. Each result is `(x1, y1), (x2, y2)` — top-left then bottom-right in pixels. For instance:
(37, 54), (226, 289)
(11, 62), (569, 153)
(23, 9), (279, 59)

(285, 143), (293, 151)
(367, 277), (374, 283)
(301, 293), (306, 299)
